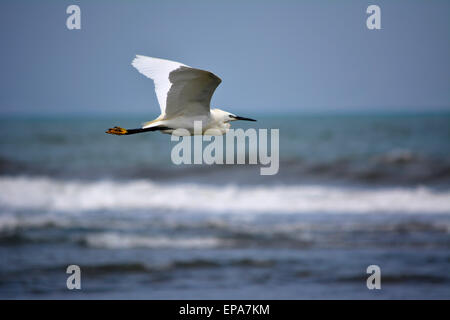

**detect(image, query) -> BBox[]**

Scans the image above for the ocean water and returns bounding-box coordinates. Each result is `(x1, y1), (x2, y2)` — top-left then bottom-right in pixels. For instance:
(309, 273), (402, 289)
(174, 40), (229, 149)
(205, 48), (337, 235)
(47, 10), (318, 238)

(0, 113), (449, 299)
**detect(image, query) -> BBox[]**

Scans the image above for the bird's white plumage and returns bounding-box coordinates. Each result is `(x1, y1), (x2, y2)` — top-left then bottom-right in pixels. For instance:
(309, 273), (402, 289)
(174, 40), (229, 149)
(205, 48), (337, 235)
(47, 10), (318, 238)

(131, 55), (187, 116)
(131, 55), (221, 121)
(106, 54), (257, 137)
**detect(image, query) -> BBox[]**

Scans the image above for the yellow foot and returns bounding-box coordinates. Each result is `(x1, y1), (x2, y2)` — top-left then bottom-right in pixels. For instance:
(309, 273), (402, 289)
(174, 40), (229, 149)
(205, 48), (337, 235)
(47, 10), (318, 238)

(106, 126), (128, 135)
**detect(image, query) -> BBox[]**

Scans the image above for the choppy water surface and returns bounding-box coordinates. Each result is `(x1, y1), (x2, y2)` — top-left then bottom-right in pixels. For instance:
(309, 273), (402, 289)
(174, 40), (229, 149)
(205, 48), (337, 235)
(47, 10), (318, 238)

(0, 113), (449, 299)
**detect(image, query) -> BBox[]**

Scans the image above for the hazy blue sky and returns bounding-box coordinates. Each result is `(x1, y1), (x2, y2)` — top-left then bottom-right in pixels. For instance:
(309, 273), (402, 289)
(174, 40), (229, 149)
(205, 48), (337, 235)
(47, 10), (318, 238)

(0, 0), (449, 116)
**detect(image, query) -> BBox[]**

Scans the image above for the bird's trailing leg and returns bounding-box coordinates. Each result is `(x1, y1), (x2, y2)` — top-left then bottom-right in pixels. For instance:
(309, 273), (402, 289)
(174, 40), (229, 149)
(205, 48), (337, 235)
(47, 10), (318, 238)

(106, 126), (170, 135)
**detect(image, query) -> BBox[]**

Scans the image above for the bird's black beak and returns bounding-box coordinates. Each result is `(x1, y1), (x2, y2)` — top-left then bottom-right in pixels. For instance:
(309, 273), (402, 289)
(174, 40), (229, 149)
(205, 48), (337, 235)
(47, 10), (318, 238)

(232, 115), (257, 122)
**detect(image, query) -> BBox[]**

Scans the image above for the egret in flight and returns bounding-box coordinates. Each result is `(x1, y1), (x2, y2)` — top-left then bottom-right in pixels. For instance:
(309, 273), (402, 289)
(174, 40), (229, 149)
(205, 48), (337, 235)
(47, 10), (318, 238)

(106, 55), (256, 136)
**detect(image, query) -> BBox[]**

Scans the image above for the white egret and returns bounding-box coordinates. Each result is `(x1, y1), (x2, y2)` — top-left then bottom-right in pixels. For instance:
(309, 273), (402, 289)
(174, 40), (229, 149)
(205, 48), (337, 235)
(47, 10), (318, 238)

(106, 55), (256, 136)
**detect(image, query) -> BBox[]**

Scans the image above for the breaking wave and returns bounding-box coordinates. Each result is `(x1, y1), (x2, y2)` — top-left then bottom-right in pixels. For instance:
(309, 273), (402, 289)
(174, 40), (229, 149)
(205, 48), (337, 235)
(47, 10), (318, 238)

(1, 176), (450, 214)
(82, 233), (225, 249)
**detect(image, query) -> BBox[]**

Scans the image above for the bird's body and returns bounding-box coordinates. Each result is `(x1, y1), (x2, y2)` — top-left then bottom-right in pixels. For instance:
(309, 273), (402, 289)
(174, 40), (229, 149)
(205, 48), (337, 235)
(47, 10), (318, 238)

(140, 109), (231, 136)
(106, 55), (255, 136)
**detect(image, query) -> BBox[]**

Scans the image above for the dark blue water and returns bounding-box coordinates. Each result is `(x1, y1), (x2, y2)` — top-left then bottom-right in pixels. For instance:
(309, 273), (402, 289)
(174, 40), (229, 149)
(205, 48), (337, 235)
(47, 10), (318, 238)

(0, 113), (449, 299)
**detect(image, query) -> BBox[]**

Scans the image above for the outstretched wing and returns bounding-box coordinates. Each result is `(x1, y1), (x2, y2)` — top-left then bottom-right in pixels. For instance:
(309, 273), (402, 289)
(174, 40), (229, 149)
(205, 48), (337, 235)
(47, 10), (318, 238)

(131, 55), (221, 118)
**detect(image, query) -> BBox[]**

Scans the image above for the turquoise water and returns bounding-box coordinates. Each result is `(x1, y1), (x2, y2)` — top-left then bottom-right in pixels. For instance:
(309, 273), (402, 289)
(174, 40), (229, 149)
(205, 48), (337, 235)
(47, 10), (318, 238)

(2, 113), (450, 184)
(0, 113), (449, 299)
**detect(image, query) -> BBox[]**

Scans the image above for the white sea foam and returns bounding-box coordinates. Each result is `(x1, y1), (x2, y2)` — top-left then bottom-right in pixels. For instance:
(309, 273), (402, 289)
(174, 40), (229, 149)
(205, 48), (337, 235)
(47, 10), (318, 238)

(0, 176), (450, 214)
(84, 233), (224, 249)
(0, 212), (72, 232)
